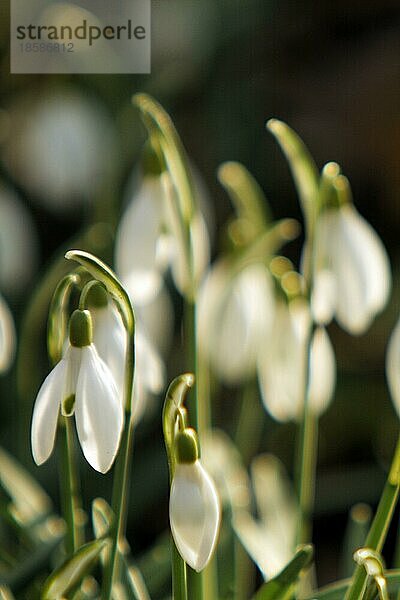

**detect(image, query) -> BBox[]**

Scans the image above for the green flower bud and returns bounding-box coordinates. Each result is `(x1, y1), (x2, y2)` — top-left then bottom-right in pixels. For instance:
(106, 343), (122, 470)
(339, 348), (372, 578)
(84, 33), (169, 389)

(69, 309), (93, 347)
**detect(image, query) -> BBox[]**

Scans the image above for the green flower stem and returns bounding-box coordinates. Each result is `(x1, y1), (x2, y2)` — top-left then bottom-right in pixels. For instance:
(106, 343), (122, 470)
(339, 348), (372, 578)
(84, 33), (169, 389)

(172, 543), (188, 600)
(59, 416), (83, 555)
(295, 325), (318, 547)
(184, 300), (198, 431)
(235, 381), (264, 465)
(101, 335), (135, 600)
(187, 566), (204, 600)
(183, 300), (205, 600)
(345, 434), (400, 600)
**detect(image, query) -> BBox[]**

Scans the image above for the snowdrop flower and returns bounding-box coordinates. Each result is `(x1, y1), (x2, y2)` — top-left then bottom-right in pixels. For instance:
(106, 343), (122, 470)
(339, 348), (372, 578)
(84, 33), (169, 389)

(87, 283), (165, 423)
(198, 261), (275, 384)
(115, 170), (210, 305)
(232, 454), (297, 580)
(312, 176), (391, 334)
(386, 317), (400, 417)
(31, 309), (123, 473)
(0, 292), (16, 373)
(169, 428), (221, 572)
(258, 298), (336, 422)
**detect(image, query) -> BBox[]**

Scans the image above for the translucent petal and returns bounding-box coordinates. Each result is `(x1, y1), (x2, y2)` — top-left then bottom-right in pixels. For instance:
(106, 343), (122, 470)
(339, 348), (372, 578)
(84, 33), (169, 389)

(92, 305), (126, 398)
(115, 176), (166, 305)
(198, 262), (274, 384)
(311, 269), (336, 326)
(74, 345), (123, 473)
(0, 293), (16, 373)
(169, 461), (220, 572)
(31, 358), (67, 465)
(308, 327), (336, 416)
(386, 317), (400, 418)
(315, 206), (391, 334)
(335, 205), (391, 332)
(258, 301), (305, 422)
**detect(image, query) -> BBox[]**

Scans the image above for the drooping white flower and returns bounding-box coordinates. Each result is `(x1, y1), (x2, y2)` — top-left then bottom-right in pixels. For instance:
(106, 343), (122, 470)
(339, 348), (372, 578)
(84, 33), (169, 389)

(0, 292), (16, 374)
(386, 317), (400, 418)
(258, 299), (336, 422)
(31, 310), (123, 473)
(115, 171), (210, 305)
(169, 429), (221, 572)
(312, 201), (391, 334)
(198, 261), (275, 384)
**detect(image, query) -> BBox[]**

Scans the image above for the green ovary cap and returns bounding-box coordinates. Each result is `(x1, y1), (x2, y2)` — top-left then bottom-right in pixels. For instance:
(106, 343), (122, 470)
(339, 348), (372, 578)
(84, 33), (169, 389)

(69, 309), (93, 347)
(175, 428), (199, 464)
(86, 282), (108, 308)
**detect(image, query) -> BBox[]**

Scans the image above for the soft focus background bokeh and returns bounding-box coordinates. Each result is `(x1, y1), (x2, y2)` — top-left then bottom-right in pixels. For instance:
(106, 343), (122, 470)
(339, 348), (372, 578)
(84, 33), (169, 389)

(0, 0), (400, 593)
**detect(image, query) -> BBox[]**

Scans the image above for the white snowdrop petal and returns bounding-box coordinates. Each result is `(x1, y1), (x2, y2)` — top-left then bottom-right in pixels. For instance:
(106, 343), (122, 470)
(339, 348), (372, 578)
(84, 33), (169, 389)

(92, 305), (127, 395)
(169, 462), (220, 572)
(199, 262), (274, 384)
(311, 269), (336, 326)
(115, 176), (166, 304)
(340, 205), (391, 315)
(314, 205), (391, 335)
(258, 302), (305, 422)
(31, 359), (67, 465)
(75, 345), (123, 473)
(0, 293), (16, 373)
(386, 317), (400, 418)
(308, 327), (336, 417)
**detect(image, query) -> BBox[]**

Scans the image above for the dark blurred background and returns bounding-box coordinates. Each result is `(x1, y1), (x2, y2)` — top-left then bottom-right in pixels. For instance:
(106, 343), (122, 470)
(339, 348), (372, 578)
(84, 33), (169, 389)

(0, 0), (399, 593)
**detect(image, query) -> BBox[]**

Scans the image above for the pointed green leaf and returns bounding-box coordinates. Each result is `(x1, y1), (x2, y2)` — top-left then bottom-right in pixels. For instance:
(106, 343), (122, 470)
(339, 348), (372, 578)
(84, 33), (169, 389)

(42, 539), (108, 599)
(252, 544), (314, 600)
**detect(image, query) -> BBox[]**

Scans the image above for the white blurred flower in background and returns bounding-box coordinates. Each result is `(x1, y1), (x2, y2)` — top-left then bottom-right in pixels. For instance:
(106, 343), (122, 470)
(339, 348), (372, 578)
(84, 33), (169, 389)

(312, 176), (391, 335)
(233, 454), (297, 580)
(258, 299), (336, 422)
(198, 261), (275, 385)
(115, 169), (210, 306)
(3, 89), (116, 212)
